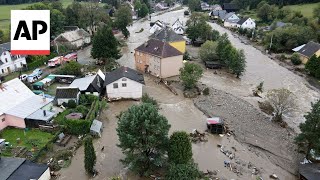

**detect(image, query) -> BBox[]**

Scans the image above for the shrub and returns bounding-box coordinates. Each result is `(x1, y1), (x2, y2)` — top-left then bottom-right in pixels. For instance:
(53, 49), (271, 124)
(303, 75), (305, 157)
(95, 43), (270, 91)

(291, 53), (302, 65)
(58, 61), (82, 76)
(75, 105), (89, 117)
(203, 87), (209, 95)
(64, 119), (91, 135)
(141, 93), (158, 107)
(183, 51), (191, 61)
(168, 131), (193, 164)
(79, 94), (99, 105)
(166, 162), (201, 180)
(67, 100), (77, 108)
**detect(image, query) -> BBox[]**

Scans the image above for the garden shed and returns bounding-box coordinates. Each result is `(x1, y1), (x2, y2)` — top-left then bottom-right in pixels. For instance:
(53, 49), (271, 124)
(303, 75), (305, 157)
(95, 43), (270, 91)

(90, 119), (103, 137)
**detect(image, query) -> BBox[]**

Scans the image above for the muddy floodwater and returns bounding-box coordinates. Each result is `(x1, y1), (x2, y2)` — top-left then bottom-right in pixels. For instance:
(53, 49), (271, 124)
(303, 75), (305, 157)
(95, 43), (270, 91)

(59, 5), (318, 180)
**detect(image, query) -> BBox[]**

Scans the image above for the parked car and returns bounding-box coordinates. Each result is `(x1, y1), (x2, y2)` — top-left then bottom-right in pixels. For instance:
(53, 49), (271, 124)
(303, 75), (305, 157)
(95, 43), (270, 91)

(19, 74), (28, 81)
(48, 56), (63, 67)
(33, 68), (43, 76)
(27, 74), (41, 83)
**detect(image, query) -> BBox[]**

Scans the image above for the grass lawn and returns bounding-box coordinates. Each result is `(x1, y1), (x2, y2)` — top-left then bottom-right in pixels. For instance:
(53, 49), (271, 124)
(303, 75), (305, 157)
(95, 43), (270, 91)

(0, 128), (54, 156)
(46, 82), (69, 96)
(285, 2), (320, 18)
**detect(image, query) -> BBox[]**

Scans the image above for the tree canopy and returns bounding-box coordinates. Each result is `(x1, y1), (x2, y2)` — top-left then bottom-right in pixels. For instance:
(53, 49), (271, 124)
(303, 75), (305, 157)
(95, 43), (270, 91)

(168, 131), (193, 164)
(58, 61), (82, 76)
(117, 103), (171, 176)
(180, 63), (204, 90)
(199, 41), (218, 62)
(84, 135), (96, 175)
(186, 13), (212, 42)
(114, 5), (133, 38)
(166, 162), (201, 180)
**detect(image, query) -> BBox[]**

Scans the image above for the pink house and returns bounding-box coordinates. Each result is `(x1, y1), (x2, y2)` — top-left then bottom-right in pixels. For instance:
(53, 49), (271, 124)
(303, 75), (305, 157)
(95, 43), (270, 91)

(0, 78), (54, 131)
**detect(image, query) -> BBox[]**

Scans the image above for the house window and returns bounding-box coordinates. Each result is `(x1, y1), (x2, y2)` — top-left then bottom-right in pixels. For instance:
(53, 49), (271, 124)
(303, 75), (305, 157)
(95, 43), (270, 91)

(1, 118), (5, 122)
(5, 58), (7, 63)
(20, 62), (23, 67)
(97, 78), (101, 87)
(113, 83), (118, 88)
(122, 83), (127, 87)
(1, 69), (4, 73)
(122, 78), (127, 81)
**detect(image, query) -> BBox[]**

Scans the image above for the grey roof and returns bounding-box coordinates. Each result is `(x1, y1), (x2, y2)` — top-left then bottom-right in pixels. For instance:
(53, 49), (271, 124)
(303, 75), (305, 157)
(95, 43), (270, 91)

(90, 119), (102, 132)
(211, 10), (227, 18)
(0, 157), (25, 180)
(150, 27), (185, 42)
(223, 3), (239, 11)
(237, 17), (249, 25)
(292, 44), (306, 52)
(299, 163), (320, 180)
(5, 95), (54, 119)
(223, 12), (236, 20)
(26, 109), (56, 121)
(70, 75), (96, 91)
(297, 41), (320, 58)
(0, 42), (10, 56)
(56, 87), (79, 99)
(135, 39), (182, 58)
(104, 66), (145, 86)
(7, 160), (49, 180)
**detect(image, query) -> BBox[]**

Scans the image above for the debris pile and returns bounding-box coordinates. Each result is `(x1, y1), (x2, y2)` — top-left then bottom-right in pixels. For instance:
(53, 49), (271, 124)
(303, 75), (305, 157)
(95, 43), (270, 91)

(189, 129), (208, 143)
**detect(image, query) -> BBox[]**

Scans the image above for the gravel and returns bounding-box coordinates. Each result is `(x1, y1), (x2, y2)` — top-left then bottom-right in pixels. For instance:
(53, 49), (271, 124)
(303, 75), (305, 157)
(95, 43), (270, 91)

(194, 88), (301, 175)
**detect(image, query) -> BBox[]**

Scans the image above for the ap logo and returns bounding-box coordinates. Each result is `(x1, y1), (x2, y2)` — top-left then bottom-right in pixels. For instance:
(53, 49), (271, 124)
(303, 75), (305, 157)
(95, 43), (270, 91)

(11, 10), (50, 55)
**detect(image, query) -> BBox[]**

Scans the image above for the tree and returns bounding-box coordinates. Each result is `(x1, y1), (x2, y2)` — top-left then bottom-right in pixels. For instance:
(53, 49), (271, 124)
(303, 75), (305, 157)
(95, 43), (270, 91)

(166, 162), (201, 180)
(295, 100), (320, 160)
(227, 49), (246, 78)
(180, 63), (203, 90)
(186, 13), (212, 42)
(0, 29), (3, 42)
(211, 30), (220, 41)
(84, 135), (96, 175)
(117, 104), (171, 176)
(199, 40), (218, 62)
(216, 33), (232, 62)
(115, 5), (133, 38)
(168, 131), (193, 164)
(313, 4), (320, 23)
(188, 0), (201, 12)
(266, 88), (296, 122)
(138, 3), (149, 18)
(141, 93), (158, 107)
(291, 53), (301, 65)
(91, 25), (120, 63)
(305, 55), (320, 78)
(257, 3), (278, 23)
(58, 61), (82, 76)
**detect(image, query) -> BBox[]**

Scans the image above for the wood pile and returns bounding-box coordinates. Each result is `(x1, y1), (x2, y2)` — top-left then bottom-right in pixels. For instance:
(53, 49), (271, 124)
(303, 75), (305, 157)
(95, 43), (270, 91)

(189, 129), (208, 143)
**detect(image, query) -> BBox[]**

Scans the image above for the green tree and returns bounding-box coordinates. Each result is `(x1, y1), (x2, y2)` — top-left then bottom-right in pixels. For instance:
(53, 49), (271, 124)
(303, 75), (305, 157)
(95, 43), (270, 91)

(199, 40), (218, 62)
(257, 3), (278, 23)
(58, 61), (82, 76)
(305, 55), (320, 78)
(211, 30), (220, 41)
(295, 100), (320, 159)
(0, 29), (3, 43)
(138, 3), (149, 18)
(313, 4), (320, 23)
(134, 0), (142, 10)
(117, 104), (171, 176)
(216, 33), (232, 62)
(188, 0), (201, 12)
(180, 63), (203, 90)
(84, 135), (96, 175)
(91, 25), (120, 63)
(227, 49), (246, 78)
(168, 131), (193, 164)
(115, 5), (133, 38)
(141, 93), (158, 107)
(166, 162), (201, 180)
(291, 52), (302, 65)
(186, 13), (212, 42)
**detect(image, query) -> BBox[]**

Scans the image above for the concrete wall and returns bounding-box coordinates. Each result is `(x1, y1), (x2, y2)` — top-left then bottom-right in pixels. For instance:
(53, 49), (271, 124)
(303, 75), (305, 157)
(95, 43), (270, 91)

(39, 167), (51, 180)
(169, 41), (186, 53)
(106, 78), (143, 99)
(148, 56), (161, 77)
(160, 55), (183, 78)
(224, 21), (238, 28)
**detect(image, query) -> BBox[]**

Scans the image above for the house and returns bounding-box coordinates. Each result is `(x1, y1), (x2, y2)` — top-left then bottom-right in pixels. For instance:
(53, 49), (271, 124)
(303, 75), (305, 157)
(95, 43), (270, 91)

(0, 79), (55, 130)
(211, 4), (222, 11)
(155, 3), (169, 11)
(104, 66), (144, 100)
(55, 87), (80, 106)
(299, 163), (320, 180)
(201, 2), (211, 11)
(54, 28), (91, 49)
(173, 26), (184, 35)
(209, 10), (227, 19)
(90, 119), (103, 137)
(0, 157), (51, 180)
(223, 3), (239, 12)
(172, 18), (183, 29)
(135, 39), (183, 78)
(237, 17), (256, 29)
(223, 12), (239, 22)
(295, 41), (320, 64)
(150, 20), (165, 34)
(0, 42), (27, 75)
(69, 74), (104, 96)
(150, 27), (186, 53)
(224, 19), (239, 28)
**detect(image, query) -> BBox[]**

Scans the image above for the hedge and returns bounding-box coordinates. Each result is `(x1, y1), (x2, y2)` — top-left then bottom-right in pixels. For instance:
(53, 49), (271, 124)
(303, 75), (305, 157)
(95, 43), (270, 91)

(85, 100), (107, 121)
(64, 119), (91, 135)
(27, 53), (57, 70)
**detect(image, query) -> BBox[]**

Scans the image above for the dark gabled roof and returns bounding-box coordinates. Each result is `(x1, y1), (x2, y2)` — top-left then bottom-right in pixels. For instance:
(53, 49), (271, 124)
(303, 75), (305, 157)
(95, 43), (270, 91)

(55, 87), (79, 99)
(8, 160), (48, 180)
(223, 3), (239, 10)
(0, 157), (25, 180)
(299, 163), (320, 180)
(0, 42), (10, 56)
(237, 17), (249, 25)
(135, 39), (182, 58)
(150, 27), (185, 42)
(104, 66), (145, 86)
(297, 41), (320, 58)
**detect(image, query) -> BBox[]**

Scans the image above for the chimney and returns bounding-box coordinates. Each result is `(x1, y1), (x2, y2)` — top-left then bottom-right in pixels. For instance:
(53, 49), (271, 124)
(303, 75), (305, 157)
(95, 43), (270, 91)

(43, 110), (47, 117)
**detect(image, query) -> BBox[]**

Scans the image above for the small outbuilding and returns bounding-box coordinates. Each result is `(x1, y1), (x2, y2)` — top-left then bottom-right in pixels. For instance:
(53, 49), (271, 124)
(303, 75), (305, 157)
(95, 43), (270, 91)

(55, 87), (80, 106)
(206, 117), (224, 134)
(69, 75), (104, 96)
(90, 119), (103, 137)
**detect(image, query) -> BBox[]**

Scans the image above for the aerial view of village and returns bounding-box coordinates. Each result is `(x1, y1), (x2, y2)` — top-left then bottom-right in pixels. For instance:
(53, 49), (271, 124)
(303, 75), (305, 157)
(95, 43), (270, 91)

(1, 0), (320, 179)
